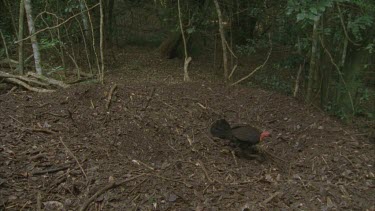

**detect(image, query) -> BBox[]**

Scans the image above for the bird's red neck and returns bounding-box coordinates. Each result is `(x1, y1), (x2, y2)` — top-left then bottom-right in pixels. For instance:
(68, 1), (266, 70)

(260, 131), (271, 141)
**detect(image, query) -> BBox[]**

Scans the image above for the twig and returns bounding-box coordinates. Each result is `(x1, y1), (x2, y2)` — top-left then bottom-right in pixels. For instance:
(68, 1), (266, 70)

(132, 159), (155, 171)
(228, 64), (238, 79)
(27, 127), (57, 134)
(231, 150), (238, 166)
(6, 86), (18, 95)
(9, 115), (24, 125)
(36, 191), (42, 211)
(225, 38), (239, 79)
(105, 83), (117, 109)
(29, 153), (48, 161)
(58, 137), (88, 181)
(196, 102), (207, 109)
(31, 166), (69, 175)
(141, 87), (156, 111)
(262, 191), (282, 204)
(197, 159), (213, 183)
(78, 174), (146, 211)
(47, 172), (68, 193)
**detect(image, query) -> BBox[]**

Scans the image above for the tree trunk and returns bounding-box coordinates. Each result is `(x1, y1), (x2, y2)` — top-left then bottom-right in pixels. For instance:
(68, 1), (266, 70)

(178, 0), (191, 82)
(306, 17), (320, 102)
(99, 0), (105, 83)
(79, 0), (90, 39)
(24, 0), (42, 75)
(213, 0), (228, 82)
(17, 0), (25, 74)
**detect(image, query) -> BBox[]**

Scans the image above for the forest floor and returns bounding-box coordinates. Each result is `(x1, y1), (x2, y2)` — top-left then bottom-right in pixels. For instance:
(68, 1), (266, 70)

(0, 47), (374, 210)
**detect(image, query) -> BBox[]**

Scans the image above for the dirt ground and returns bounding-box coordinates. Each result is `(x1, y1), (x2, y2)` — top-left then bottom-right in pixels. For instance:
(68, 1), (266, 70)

(0, 48), (374, 210)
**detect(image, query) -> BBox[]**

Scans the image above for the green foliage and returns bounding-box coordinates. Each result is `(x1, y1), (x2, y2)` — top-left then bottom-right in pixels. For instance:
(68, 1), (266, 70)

(275, 55), (305, 69)
(264, 75), (293, 95)
(251, 74), (293, 95)
(287, 0), (335, 22)
(355, 87), (375, 118)
(348, 15), (374, 41)
(365, 42), (375, 53)
(39, 38), (60, 50)
(236, 39), (269, 56)
(46, 66), (65, 76)
(285, 0), (375, 120)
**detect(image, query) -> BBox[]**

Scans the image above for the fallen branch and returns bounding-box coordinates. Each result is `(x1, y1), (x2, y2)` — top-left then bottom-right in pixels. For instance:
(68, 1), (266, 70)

(79, 174), (146, 211)
(106, 84), (117, 109)
(5, 78), (55, 93)
(0, 70), (49, 87)
(27, 72), (69, 88)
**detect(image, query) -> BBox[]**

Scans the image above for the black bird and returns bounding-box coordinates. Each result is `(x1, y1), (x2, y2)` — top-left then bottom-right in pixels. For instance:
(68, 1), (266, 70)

(210, 119), (271, 147)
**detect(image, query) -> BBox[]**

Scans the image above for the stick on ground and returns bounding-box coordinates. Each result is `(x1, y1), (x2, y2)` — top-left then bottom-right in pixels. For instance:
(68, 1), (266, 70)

(106, 83), (117, 109)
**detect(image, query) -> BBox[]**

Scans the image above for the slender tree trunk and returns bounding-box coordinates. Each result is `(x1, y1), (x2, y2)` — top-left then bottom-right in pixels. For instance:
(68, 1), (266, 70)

(99, 0), (105, 83)
(213, 0), (228, 82)
(82, 0), (100, 76)
(17, 0), (25, 74)
(79, 0), (90, 39)
(24, 0), (42, 75)
(306, 17), (320, 102)
(178, 0), (191, 82)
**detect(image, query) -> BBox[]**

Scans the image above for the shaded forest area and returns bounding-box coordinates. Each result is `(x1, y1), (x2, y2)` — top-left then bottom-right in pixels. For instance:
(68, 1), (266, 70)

(0, 0), (374, 210)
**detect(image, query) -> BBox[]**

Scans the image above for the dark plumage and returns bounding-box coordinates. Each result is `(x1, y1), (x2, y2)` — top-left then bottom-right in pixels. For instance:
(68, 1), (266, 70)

(210, 119), (232, 139)
(210, 119), (270, 147)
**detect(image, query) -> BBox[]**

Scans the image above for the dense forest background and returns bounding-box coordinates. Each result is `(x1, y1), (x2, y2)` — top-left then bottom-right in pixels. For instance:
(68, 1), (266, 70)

(0, 0), (374, 121)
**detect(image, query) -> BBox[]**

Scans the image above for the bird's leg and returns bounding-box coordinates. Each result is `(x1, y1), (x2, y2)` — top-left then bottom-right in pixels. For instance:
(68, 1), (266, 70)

(231, 150), (238, 166)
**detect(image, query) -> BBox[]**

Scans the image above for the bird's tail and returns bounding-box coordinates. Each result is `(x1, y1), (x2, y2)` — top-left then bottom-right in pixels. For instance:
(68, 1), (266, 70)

(210, 119), (233, 139)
